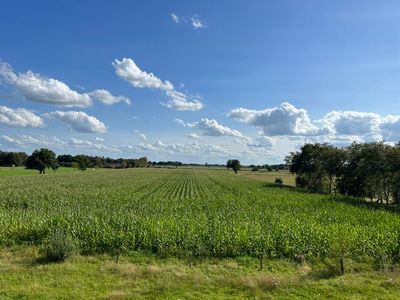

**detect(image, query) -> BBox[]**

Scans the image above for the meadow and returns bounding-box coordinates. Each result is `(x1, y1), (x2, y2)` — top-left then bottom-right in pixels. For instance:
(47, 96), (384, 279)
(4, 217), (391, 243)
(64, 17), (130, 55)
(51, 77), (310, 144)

(1, 168), (400, 298)
(0, 166), (74, 177)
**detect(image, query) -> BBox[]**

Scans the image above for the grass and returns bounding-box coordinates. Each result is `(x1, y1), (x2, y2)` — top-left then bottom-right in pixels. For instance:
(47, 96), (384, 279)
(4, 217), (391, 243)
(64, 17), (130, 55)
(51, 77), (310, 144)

(1, 168), (400, 260)
(0, 166), (75, 176)
(239, 169), (296, 186)
(1, 167), (400, 298)
(1, 247), (400, 299)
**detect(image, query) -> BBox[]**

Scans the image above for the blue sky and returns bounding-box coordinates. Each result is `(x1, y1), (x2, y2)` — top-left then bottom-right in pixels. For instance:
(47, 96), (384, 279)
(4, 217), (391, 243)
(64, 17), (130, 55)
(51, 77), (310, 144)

(1, 0), (400, 164)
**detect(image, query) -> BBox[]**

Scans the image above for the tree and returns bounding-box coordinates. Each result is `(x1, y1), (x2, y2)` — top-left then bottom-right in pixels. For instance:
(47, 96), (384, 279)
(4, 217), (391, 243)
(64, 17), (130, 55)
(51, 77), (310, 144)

(227, 159), (241, 174)
(320, 145), (347, 194)
(71, 162), (79, 171)
(0, 151), (28, 166)
(287, 144), (327, 192)
(51, 160), (59, 171)
(25, 148), (57, 174)
(74, 155), (91, 171)
(287, 141), (400, 205)
(57, 154), (74, 167)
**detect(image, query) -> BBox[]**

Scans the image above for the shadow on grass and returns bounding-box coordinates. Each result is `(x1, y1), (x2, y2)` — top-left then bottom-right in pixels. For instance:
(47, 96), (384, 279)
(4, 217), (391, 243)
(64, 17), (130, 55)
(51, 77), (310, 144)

(263, 183), (322, 195)
(329, 195), (400, 214)
(307, 264), (340, 280)
(264, 183), (400, 213)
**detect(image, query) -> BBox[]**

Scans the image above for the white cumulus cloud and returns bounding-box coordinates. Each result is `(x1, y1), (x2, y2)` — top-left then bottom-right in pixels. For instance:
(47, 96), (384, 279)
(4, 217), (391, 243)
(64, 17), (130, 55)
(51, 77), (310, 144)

(0, 61), (129, 108)
(228, 102), (319, 136)
(0, 61), (92, 107)
(89, 89), (131, 105)
(112, 58), (173, 91)
(162, 90), (204, 111)
(0, 106), (44, 128)
(380, 115), (400, 141)
(246, 136), (275, 150)
(320, 111), (381, 137)
(1, 134), (63, 148)
(320, 110), (400, 142)
(176, 117), (246, 140)
(44, 111), (107, 133)
(113, 58), (203, 111)
(187, 133), (202, 139)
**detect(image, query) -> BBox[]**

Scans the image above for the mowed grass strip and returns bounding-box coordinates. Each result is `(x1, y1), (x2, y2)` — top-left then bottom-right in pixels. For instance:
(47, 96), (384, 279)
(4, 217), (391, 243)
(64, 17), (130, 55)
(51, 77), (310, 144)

(1, 247), (400, 299)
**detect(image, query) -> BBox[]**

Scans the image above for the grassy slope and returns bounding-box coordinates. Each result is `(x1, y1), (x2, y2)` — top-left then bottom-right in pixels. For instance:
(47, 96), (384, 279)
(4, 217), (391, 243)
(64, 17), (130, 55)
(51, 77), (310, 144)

(1, 247), (400, 299)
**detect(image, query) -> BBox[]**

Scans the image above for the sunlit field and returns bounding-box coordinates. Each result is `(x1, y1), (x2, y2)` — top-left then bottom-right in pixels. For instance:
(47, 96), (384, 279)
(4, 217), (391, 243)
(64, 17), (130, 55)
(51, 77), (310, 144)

(0, 166), (74, 177)
(1, 168), (400, 298)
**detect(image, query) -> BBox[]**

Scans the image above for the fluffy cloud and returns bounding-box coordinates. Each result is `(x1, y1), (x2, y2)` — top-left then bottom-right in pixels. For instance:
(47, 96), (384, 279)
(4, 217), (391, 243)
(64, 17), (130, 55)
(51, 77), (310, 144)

(44, 111), (107, 133)
(113, 58), (204, 111)
(320, 111), (380, 137)
(0, 61), (92, 107)
(380, 115), (400, 141)
(246, 136), (275, 150)
(112, 58), (173, 91)
(228, 102), (319, 136)
(0, 61), (129, 108)
(162, 90), (204, 111)
(1, 134), (120, 153)
(228, 101), (400, 145)
(1, 134), (63, 148)
(187, 133), (202, 139)
(320, 111), (400, 142)
(176, 118), (244, 138)
(0, 106), (44, 128)
(89, 89), (131, 105)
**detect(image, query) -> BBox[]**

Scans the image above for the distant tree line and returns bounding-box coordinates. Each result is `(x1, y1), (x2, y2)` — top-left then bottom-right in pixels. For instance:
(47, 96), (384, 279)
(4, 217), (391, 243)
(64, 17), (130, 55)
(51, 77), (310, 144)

(57, 154), (149, 169)
(0, 151), (28, 166)
(247, 163), (287, 172)
(151, 161), (183, 167)
(286, 142), (400, 205)
(0, 148), (150, 173)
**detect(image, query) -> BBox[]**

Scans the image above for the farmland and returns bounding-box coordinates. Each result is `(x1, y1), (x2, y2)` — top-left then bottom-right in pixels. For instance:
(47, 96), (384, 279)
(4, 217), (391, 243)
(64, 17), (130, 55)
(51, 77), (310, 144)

(1, 168), (400, 298)
(0, 166), (74, 177)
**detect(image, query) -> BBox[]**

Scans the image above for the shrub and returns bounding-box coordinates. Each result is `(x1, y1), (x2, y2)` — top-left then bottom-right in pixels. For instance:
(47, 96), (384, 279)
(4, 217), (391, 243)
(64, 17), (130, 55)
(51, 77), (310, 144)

(275, 177), (283, 185)
(295, 175), (308, 188)
(251, 167), (259, 172)
(42, 229), (75, 262)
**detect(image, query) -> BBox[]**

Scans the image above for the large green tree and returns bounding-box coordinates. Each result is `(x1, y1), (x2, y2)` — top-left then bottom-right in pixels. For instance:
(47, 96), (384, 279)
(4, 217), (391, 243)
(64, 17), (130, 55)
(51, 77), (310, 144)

(25, 148), (57, 174)
(227, 159), (241, 174)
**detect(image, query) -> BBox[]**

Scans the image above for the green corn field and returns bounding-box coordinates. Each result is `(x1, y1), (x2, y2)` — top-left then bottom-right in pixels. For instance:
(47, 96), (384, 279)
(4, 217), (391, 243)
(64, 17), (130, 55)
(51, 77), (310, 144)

(1, 168), (400, 265)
